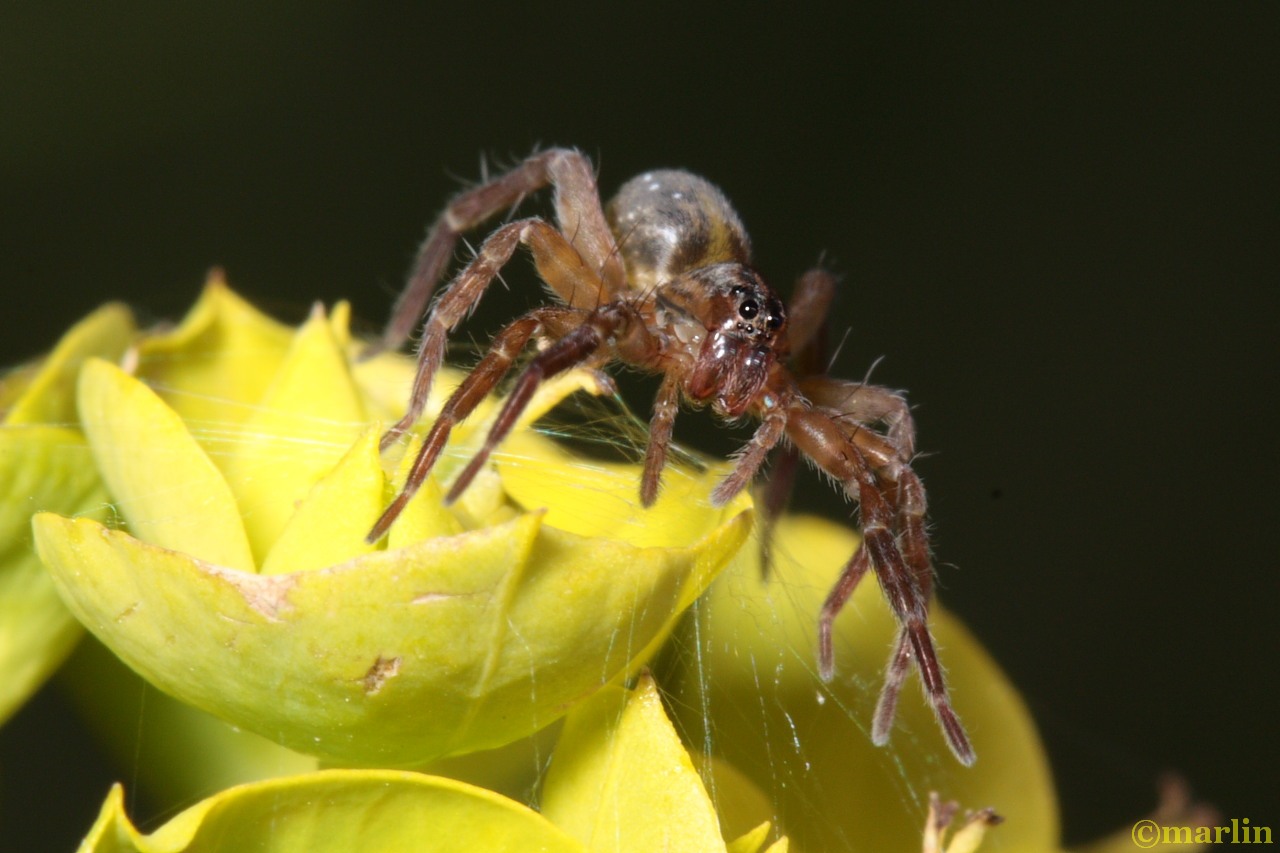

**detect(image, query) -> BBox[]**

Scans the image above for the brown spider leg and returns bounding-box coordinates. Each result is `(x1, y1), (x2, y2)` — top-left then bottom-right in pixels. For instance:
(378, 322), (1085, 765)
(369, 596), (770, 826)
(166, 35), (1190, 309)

(444, 302), (634, 504)
(798, 376), (917, 459)
(640, 373), (681, 507)
(783, 268), (837, 361)
(369, 148), (625, 357)
(367, 306), (581, 543)
(787, 408), (974, 765)
(381, 217), (607, 452)
(818, 543), (871, 679)
(757, 446), (801, 573)
(870, 627), (913, 745)
(758, 268), (838, 572)
(710, 405), (788, 506)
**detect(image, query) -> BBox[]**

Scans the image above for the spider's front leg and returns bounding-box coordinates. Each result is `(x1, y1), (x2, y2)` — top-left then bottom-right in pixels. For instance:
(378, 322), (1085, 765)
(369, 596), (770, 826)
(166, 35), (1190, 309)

(787, 406), (975, 766)
(442, 301), (638, 503)
(366, 306), (580, 543)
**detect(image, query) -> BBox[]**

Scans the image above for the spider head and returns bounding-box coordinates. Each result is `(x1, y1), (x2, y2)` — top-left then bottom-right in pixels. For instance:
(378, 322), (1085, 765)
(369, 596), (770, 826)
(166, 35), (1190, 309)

(679, 264), (787, 418)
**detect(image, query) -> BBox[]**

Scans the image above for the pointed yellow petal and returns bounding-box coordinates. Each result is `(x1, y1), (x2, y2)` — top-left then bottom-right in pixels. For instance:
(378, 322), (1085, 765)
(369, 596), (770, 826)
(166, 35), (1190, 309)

(5, 302), (135, 427)
(134, 274), (294, 428)
(219, 305), (368, 561)
(542, 673), (727, 853)
(260, 426), (386, 575)
(77, 358), (253, 571)
(385, 431), (464, 550)
(726, 822), (773, 853)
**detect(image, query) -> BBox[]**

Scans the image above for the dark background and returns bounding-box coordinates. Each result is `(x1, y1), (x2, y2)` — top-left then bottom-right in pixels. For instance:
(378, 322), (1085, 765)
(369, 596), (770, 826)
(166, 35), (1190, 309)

(2, 4), (1275, 849)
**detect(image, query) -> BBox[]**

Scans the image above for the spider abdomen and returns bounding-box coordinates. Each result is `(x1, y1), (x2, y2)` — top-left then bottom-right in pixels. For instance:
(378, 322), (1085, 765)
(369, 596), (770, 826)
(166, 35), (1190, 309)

(606, 170), (752, 292)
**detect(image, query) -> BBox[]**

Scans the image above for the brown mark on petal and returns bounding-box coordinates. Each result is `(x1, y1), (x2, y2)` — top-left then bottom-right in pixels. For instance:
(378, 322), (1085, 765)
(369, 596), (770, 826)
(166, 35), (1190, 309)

(201, 563), (297, 622)
(114, 602), (140, 623)
(361, 655), (402, 695)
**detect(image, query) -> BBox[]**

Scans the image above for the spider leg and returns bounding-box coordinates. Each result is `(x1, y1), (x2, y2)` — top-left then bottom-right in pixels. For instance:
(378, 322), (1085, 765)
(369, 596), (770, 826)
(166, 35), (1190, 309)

(757, 268), (838, 572)
(818, 543), (871, 679)
(797, 376), (917, 459)
(787, 406), (974, 765)
(711, 408), (787, 506)
(870, 627), (912, 745)
(444, 302), (635, 504)
(640, 373), (681, 507)
(367, 306), (580, 543)
(757, 445), (800, 573)
(783, 268), (837, 365)
(382, 217), (609, 452)
(369, 148), (625, 357)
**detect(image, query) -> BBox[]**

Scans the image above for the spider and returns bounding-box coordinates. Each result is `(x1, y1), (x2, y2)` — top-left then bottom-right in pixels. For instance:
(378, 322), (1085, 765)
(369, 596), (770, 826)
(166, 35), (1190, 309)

(364, 149), (974, 766)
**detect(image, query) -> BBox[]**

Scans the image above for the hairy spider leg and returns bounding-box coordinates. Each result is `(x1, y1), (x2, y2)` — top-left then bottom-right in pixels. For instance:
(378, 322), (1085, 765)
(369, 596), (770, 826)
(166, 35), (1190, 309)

(381, 217), (610, 452)
(786, 406), (975, 765)
(442, 302), (637, 504)
(370, 148), (624, 358)
(366, 306), (579, 543)
(710, 407), (789, 506)
(818, 544), (872, 679)
(640, 373), (682, 507)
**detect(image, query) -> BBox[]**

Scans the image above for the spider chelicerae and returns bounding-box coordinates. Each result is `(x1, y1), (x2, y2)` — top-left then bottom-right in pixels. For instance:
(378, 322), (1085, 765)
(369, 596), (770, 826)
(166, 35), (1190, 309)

(364, 148), (974, 766)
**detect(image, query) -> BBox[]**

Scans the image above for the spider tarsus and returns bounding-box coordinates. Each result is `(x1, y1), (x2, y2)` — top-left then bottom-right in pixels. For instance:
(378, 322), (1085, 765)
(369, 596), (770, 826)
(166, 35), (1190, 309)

(936, 705), (976, 766)
(367, 494), (408, 544)
(817, 635), (836, 682)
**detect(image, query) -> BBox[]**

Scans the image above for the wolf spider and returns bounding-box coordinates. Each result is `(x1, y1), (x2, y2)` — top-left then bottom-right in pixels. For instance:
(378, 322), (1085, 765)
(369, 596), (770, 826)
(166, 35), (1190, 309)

(364, 149), (974, 765)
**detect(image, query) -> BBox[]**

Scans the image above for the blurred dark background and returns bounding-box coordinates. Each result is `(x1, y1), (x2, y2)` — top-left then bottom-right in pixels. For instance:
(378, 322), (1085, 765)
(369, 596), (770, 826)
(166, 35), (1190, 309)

(2, 4), (1275, 849)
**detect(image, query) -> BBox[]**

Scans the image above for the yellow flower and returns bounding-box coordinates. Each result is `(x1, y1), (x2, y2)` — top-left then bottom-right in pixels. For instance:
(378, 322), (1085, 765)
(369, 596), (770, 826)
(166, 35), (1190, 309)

(16, 279), (1209, 851)
(33, 277), (750, 766)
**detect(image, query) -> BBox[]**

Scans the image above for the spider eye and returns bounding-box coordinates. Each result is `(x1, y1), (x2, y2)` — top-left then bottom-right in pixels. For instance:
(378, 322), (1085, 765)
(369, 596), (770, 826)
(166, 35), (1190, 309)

(738, 299), (759, 320)
(730, 285), (748, 297)
(765, 300), (784, 330)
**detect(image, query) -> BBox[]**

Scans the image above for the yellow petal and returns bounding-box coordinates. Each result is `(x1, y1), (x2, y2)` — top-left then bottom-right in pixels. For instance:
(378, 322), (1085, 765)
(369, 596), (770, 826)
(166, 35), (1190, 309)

(134, 274), (293, 429)
(498, 428), (744, 549)
(218, 304), (368, 561)
(34, 505), (748, 765)
(79, 770), (585, 853)
(541, 673), (728, 853)
(0, 302), (133, 722)
(59, 638), (316, 810)
(0, 427), (105, 722)
(77, 358), (254, 571)
(260, 426), (385, 575)
(4, 302), (135, 427)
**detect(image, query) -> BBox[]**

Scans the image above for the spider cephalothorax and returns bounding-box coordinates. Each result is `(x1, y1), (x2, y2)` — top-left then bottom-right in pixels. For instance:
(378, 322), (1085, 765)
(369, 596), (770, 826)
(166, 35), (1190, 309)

(365, 149), (975, 765)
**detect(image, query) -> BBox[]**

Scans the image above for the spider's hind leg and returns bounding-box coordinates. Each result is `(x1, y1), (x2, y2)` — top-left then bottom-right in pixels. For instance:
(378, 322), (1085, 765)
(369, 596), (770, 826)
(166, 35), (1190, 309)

(370, 148), (624, 358)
